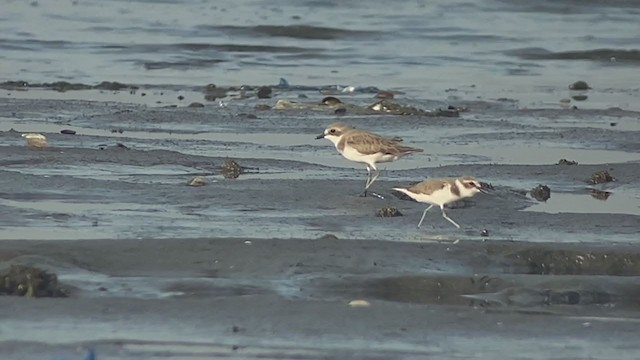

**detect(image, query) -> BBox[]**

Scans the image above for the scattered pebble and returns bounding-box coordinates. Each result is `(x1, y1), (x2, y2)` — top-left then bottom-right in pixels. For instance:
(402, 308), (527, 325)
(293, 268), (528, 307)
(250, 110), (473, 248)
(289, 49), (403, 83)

(480, 229), (490, 237)
(376, 207), (403, 217)
(610, 122), (617, 127)
(348, 299), (371, 308)
(60, 129), (76, 135)
(177, 95), (185, 100)
(21, 133), (48, 148)
(188, 102), (204, 108)
(530, 185), (551, 202)
(188, 176), (207, 187)
(569, 80), (591, 90)
(588, 170), (615, 185)
(244, 240), (252, 245)
(334, 107), (346, 115)
(221, 158), (242, 179)
(571, 95), (588, 101)
(557, 159), (578, 165)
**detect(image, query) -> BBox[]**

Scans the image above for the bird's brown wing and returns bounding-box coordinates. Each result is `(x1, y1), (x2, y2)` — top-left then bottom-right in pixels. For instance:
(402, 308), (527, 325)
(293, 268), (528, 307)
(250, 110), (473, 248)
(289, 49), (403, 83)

(342, 130), (422, 155)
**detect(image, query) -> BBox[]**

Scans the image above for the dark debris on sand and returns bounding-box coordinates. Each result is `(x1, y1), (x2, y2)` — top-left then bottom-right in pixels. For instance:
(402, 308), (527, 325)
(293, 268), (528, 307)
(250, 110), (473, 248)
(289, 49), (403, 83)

(1, 265), (68, 298)
(588, 170), (616, 185)
(530, 184), (551, 202)
(221, 159), (243, 179)
(376, 207), (403, 217)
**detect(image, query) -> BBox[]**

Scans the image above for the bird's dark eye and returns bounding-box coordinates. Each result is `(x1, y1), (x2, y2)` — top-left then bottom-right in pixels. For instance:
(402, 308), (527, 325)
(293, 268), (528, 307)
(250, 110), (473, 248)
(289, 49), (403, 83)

(329, 129), (336, 134)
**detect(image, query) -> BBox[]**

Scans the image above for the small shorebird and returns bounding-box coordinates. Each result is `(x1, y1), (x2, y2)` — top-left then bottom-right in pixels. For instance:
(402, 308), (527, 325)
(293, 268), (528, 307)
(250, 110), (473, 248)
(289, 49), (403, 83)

(21, 133), (48, 148)
(393, 176), (485, 228)
(316, 122), (423, 198)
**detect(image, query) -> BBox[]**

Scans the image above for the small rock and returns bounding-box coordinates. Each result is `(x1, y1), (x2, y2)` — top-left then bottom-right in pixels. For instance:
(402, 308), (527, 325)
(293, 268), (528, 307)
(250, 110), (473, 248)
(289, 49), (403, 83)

(375, 207), (403, 217)
(256, 86), (272, 99)
(188, 176), (206, 187)
(188, 102), (205, 108)
(557, 159), (578, 165)
(60, 129), (76, 135)
(115, 142), (129, 150)
(571, 95), (588, 101)
(221, 159), (242, 179)
(588, 170), (615, 185)
(321, 96), (342, 106)
(480, 229), (490, 237)
(348, 299), (371, 308)
(569, 81), (591, 90)
(177, 95), (185, 101)
(610, 122), (617, 127)
(530, 185), (551, 202)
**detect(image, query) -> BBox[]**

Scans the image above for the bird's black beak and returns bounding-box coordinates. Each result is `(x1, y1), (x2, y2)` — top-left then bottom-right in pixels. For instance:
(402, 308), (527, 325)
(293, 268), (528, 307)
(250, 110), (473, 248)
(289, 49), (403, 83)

(315, 133), (325, 139)
(477, 182), (494, 194)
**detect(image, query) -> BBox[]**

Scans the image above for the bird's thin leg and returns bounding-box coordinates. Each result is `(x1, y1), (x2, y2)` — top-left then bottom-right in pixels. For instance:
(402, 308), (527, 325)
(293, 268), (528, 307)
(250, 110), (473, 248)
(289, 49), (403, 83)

(417, 205), (434, 228)
(441, 205), (461, 228)
(365, 168), (380, 191)
(362, 167), (384, 199)
(359, 166), (372, 197)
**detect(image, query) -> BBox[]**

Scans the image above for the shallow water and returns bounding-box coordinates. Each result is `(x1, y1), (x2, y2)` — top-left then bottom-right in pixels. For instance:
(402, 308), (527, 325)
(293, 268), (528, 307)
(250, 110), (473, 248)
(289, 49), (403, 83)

(2, 0), (640, 109)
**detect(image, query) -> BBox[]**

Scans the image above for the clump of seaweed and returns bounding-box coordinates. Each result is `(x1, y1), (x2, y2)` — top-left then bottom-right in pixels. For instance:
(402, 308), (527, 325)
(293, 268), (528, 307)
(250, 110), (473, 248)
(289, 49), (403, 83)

(1, 265), (68, 298)
(588, 170), (615, 185)
(221, 159), (243, 179)
(376, 207), (403, 217)
(530, 185), (551, 202)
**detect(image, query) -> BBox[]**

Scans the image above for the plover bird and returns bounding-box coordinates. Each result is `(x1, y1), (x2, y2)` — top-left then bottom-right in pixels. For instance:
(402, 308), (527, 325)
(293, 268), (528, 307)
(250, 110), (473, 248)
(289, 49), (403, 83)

(21, 133), (48, 148)
(316, 122), (423, 198)
(393, 176), (485, 228)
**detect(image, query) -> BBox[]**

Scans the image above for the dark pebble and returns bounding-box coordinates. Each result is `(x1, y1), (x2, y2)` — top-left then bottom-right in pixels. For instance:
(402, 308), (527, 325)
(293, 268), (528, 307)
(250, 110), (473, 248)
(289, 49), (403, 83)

(321, 96), (342, 106)
(256, 86), (272, 99)
(188, 102), (205, 108)
(569, 81), (591, 90)
(177, 95), (185, 100)
(334, 107), (347, 115)
(141, 92), (146, 96)
(60, 129), (76, 135)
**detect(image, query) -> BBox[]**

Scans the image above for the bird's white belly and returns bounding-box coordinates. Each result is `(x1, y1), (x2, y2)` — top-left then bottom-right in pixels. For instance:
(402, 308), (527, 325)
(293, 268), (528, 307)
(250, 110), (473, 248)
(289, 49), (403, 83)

(410, 188), (457, 207)
(339, 145), (397, 166)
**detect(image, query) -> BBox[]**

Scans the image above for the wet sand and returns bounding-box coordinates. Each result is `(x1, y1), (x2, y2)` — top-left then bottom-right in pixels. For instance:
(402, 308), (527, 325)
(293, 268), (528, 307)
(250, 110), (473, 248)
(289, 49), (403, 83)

(1, 94), (639, 359)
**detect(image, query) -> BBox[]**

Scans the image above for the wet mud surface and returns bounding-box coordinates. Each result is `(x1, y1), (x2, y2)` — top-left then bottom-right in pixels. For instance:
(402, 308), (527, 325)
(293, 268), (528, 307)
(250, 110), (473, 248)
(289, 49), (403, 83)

(0, 94), (639, 359)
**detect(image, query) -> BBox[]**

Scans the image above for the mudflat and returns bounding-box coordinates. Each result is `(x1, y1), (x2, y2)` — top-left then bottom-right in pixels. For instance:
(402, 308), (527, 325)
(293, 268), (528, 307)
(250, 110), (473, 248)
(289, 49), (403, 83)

(0, 94), (639, 359)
